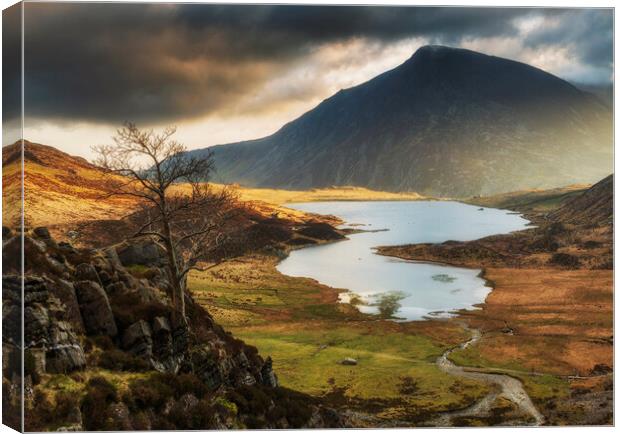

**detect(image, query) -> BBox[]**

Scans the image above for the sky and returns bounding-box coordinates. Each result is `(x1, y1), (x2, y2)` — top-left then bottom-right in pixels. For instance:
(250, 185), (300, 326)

(2, 4), (614, 160)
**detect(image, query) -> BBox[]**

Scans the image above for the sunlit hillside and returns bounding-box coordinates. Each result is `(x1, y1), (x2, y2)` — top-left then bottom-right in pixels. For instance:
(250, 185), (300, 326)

(2, 141), (426, 229)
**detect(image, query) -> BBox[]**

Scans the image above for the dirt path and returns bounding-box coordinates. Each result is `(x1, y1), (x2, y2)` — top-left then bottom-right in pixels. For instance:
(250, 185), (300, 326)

(434, 326), (545, 426)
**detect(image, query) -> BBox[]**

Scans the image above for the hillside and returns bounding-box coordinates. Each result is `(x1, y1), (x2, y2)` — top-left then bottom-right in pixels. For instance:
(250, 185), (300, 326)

(548, 174), (613, 225)
(3, 141), (137, 228)
(193, 45), (612, 197)
(376, 176), (613, 424)
(2, 142), (427, 232)
(465, 184), (591, 214)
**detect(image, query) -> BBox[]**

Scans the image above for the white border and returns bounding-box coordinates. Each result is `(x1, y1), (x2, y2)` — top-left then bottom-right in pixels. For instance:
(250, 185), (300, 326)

(0, 1), (616, 434)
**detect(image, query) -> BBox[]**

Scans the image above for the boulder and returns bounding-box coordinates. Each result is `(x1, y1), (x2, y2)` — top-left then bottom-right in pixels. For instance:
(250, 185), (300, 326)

(75, 281), (117, 336)
(19, 276), (86, 374)
(2, 226), (12, 240)
(45, 320), (87, 373)
(102, 247), (124, 270)
(190, 345), (223, 389)
(340, 358), (358, 366)
(105, 281), (127, 296)
(57, 241), (78, 255)
(261, 356), (278, 387)
(115, 238), (168, 267)
(54, 279), (85, 333)
(122, 320), (153, 358)
(75, 263), (102, 286)
(152, 316), (171, 335)
(33, 227), (52, 241)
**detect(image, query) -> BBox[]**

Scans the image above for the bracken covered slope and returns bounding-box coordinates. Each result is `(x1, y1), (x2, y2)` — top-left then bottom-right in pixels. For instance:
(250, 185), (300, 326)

(3, 140), (136, 228)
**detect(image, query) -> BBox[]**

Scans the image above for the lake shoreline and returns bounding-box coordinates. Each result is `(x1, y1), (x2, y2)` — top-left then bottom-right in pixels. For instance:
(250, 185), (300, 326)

(277, 200), (529, 321)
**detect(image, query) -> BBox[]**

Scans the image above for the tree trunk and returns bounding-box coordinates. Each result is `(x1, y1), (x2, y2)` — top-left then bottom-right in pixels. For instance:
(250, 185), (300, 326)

(162, 219), (187, 329)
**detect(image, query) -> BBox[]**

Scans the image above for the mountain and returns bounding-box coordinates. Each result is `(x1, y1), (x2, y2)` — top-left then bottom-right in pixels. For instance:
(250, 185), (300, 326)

(193, 45), (612, 197)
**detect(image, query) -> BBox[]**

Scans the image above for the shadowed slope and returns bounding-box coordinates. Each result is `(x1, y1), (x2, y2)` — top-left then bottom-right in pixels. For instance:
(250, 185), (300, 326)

(196, 45), (612, 197)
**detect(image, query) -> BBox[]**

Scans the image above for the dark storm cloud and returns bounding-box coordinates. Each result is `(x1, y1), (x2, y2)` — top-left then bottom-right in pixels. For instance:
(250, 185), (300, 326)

(524, 9), (613, 69)
(11, 4), (613, 125)
(3, 3), (22, 122)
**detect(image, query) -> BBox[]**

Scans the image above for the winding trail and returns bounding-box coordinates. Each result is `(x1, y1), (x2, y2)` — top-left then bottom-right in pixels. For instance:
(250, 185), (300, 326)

(434, 326), (545, 426)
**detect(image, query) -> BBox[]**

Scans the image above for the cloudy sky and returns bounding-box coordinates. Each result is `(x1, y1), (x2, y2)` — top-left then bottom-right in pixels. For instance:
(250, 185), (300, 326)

(2, 4), (613, 159)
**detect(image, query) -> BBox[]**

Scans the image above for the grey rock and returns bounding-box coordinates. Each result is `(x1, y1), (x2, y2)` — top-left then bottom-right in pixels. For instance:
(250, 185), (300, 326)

(55, 279), (85, 333)
(75, 281), (117, 336)
(75, 263), (102, 285)
(58, 241), (78, 255)
(115, 238), (168, 267)
(19, 277), (86, 374)
(152, 316), (171, 335)
(261, 356), (278, 387)
(33, 227), (52, 240)
(190, 345), (223, 389)
(45, 320), (87, 373)
(340, 358), (358, 366)
(122, 320), (153, 358)
(102, 247), (123, 269)
(178, 393), (199, 411)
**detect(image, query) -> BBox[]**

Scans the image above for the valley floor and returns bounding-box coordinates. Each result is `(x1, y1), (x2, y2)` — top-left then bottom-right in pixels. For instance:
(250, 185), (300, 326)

(191, 183), (613, 427)
(190, 255), (612, 425)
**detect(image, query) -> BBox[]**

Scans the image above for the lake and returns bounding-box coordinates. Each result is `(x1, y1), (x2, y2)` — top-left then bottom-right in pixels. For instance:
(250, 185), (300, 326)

(277, 201), (530, 320)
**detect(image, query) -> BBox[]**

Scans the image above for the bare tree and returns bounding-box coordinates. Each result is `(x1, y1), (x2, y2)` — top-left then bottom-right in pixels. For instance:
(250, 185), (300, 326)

(93, 122), (237, 329)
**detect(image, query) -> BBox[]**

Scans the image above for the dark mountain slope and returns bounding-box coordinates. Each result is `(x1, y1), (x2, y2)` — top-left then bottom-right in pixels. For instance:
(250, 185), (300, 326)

(549, 174), (613, 225)
(192, 45), (612, 197)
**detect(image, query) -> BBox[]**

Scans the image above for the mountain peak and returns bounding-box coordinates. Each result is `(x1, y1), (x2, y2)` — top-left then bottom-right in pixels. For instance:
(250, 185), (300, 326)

(409, 44), (478, 59)
(199, 47), (611, 197)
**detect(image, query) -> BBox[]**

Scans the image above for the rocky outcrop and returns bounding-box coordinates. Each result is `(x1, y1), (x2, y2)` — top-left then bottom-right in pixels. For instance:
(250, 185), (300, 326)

(4, 275), (87, 375)
(4, 229), (346, 430)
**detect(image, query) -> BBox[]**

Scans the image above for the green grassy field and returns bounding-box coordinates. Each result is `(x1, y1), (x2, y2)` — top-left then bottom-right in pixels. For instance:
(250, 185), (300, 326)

(188, 254), (493, 423)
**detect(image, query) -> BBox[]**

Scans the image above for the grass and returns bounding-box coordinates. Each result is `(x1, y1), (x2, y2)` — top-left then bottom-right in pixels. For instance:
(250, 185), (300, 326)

(465, 185), (589, 213)
(233, 325), (488, 405)
(208, 184), (426, 205)
(447, 335), (571, 405)
(189, 255), (491, 422)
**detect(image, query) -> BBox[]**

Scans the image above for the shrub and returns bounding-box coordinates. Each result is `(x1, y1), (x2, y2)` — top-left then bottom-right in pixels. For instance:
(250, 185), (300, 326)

(124, 376), (173, 411)
(24, 350), (40, 384)
(110, 291), (171, 330)
(169, 373), (208, 400)
(98, 349), (150, 372)
(81, 377), (118, 431)
(549, 253), (580, 269)
(25, 389), (54, 431)
(546, 222), (566, 236)
(529, 235), (559, 252)
(54, 391), (78, 417)
(237, 385), (271, 414)
(91, 335), (115, 350)
(582, 240), (602, 249)
(168, 399), (216, 429)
